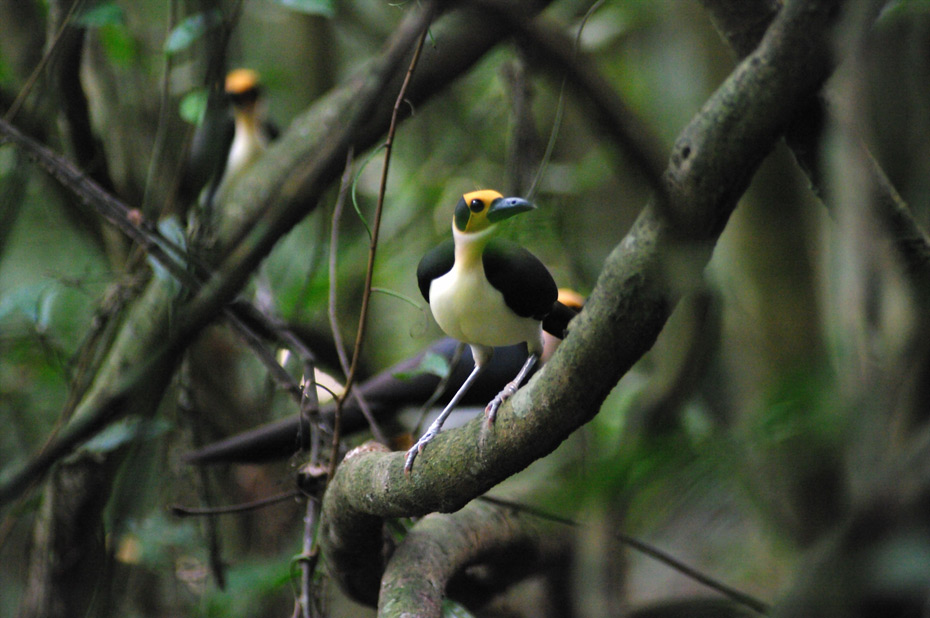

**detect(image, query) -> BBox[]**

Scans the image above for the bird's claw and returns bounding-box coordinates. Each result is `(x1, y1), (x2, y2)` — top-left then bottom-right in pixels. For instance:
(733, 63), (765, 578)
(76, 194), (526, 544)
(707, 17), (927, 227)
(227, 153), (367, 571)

(404, 430), (435, 474)
(485, 399), (502, 425)
(485, 383), (517, 424)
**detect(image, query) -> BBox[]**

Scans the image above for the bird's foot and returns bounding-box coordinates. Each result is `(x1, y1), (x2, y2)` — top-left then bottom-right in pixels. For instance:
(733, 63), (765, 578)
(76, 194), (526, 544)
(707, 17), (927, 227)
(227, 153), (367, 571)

(485, 383), (519, 425)
(404, 429), (439, 474)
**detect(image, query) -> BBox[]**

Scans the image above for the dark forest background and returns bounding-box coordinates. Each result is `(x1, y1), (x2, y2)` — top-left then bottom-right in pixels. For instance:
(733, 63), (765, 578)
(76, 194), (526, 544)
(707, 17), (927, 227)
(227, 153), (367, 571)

(3, 1), (930, 616)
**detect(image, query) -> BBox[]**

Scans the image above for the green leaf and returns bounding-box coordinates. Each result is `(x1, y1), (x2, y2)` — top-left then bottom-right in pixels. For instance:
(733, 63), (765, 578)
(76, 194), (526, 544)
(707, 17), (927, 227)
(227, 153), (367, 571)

(179, 88), (209, 125)
(441, 598), (476, 618)
(0, 284), (57, 331)
(393, 350), (450, 381)
(370, 286), (423, 310)
(75, 3), (125, 27)
(84, 417), (171, 454)
(74, 4), (136, 65)
(877, 0), (930, 26)
(164, 10), (222, 54)
(272, 0), (336, 18)
(99, 24), (138, 65)
(157, 216), (188, 251)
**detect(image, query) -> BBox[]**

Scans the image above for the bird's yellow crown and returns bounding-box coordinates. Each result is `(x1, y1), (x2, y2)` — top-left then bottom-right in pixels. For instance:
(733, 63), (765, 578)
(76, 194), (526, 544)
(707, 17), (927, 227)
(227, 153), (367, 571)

(453, 190), (535, 234)
(225, 68), (260, 95)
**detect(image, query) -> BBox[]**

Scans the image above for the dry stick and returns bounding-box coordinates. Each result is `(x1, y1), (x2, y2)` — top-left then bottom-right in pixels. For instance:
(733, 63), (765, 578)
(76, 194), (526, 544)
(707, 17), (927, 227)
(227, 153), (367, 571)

(327, 13), (435, 481)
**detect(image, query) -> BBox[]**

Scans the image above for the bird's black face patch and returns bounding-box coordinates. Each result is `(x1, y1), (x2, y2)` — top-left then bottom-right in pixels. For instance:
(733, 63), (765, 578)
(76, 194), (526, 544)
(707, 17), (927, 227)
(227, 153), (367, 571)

(454, 197), (470, 231)
(227, 86), (261, 107)
(452, 190), (513, 233)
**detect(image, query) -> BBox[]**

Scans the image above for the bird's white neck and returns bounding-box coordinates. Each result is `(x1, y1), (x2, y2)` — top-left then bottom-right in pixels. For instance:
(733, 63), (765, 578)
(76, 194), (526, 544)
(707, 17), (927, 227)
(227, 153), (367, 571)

(227, 106), (267, 179)
(452, 224), (494, 268)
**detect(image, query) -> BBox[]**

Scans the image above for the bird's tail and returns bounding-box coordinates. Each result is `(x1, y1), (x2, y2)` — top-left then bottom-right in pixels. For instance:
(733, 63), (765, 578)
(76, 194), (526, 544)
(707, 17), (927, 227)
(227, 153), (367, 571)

(542, 288), (584, 338)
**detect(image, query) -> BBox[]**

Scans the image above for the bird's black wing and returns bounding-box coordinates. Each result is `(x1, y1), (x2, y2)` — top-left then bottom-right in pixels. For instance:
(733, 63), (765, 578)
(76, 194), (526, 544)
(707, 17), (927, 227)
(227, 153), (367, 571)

(417, 239), (455, 302)
(178, 111), (235, 207)
(542, 301), (579, 338)
(263, 120), (281, 141)
(483, 239), (557, 320)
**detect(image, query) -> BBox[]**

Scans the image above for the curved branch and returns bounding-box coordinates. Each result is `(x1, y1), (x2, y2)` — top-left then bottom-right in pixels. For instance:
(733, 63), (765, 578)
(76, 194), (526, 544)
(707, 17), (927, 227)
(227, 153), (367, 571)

(378, 497), (568, 614)
(319, 0), (843, 605)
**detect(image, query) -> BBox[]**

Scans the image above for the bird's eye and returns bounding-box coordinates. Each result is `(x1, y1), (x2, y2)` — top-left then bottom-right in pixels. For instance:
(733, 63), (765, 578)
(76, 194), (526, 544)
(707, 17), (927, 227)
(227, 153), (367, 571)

(470, 199), (484, 213)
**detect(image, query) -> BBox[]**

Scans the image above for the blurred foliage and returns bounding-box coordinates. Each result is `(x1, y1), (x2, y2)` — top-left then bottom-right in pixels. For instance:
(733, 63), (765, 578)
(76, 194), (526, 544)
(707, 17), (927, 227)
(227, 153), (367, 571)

(2, 0), (930, 616)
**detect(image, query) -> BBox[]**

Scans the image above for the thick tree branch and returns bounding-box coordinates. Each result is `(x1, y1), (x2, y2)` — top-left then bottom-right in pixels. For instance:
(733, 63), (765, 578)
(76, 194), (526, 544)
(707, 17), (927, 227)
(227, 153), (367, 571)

(699, 0), (780, 59)
(378, 497), (569, 614)
(319, 0), (843, 606)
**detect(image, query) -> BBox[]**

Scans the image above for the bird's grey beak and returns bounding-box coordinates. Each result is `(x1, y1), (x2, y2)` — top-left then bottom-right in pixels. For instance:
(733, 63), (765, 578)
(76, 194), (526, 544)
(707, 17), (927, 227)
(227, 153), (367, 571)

(486, 197), (535, 223)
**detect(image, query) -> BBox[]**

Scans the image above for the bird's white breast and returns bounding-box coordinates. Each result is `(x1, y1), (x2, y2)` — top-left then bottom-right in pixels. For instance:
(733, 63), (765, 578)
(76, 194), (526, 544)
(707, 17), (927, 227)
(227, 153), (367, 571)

(226, 116), (267, 180)
(429, 260), (543, 351)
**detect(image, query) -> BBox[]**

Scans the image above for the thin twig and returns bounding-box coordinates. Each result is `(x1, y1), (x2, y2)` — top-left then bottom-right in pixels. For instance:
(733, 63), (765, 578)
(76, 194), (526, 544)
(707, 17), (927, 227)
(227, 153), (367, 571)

(328, 8), (435, 481)
(297, 497), (321, 618)
(326, 148), (387, 446)
(171, 489), (302, 517)
(295, 318), (323, 617)
(526, 0), (605, 201)
(139, 0), (178, 219)
(3, 0), (86, 122)
(328, 150), (355, 377)
(479, 495), (771, 615)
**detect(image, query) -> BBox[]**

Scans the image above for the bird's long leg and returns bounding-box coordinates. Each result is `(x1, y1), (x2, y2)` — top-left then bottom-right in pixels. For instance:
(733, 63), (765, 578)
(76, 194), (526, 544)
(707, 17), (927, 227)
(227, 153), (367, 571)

(404, 362), (487, 473)
(485, 353), (538, 424)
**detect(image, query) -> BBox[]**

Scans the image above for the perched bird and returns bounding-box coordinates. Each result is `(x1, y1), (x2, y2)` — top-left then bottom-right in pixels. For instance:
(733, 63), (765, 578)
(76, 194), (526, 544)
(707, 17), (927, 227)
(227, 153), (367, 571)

(219, 68), (274, 191)
(183, 290), (581, 466)
(184, 68), (278, 216)
(183, 339), (540, 464)
(406, 189), (565, 472)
